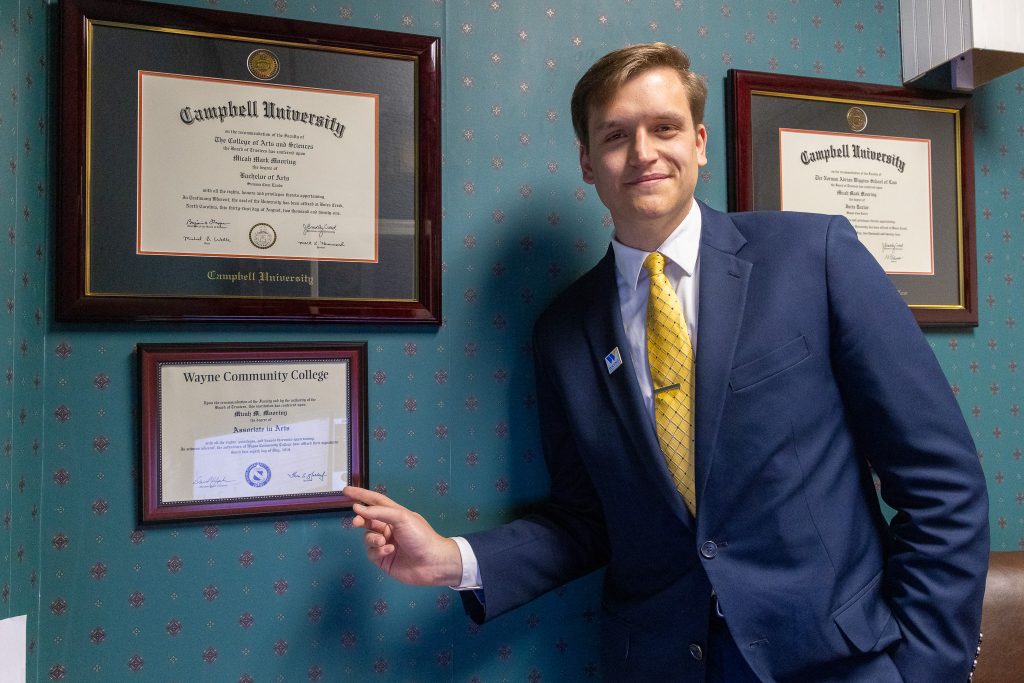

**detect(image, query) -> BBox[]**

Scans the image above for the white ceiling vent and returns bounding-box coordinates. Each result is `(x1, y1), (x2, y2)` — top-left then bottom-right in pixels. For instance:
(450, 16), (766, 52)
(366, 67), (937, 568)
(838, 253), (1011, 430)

(900, 0), (1024, 91)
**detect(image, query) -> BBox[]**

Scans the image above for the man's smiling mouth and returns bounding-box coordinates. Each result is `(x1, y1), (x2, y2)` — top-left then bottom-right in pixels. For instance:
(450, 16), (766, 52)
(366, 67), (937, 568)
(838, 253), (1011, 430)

(628, 173), (670, 185)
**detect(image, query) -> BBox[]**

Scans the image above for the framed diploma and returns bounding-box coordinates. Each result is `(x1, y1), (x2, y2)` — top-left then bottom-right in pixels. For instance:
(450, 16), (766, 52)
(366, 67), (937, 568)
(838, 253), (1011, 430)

(58, 0), (441, 323)
(138, 342), (367, 523)
(727, 70), (977, 327)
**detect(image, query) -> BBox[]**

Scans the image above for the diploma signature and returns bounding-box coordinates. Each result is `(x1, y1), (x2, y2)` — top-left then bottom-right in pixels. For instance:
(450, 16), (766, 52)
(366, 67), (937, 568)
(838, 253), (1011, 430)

(880, 241), (904, 264)
(302, 223), (338, 237)
(184, 236), (231, 243)
(186, 218), (231, 229)
(288, 470), (327, 483)
(193, 475), (235, 489)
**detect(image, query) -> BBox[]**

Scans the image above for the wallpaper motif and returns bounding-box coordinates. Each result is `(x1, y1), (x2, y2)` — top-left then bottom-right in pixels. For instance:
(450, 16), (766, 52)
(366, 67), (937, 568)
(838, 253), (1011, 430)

(969, 74), (1023, 552)
(2, 0), (47, 657)
(0, 0), (1019, 681)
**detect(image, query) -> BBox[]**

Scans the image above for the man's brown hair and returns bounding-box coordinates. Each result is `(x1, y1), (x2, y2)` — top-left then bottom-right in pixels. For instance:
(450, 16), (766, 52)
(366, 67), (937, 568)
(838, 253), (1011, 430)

(571, 42), (707, 151)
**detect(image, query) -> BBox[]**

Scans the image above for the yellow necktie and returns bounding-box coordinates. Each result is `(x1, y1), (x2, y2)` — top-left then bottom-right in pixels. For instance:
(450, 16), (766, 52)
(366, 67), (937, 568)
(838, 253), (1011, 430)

(644, 252), (697, 516)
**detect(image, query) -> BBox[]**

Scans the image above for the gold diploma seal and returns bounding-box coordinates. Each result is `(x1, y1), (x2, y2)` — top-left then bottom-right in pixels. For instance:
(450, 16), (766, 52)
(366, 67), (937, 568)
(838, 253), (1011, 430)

(247, 49), (280, 81)
(846, 106), (868, 132)
(249, 223), (277, 249)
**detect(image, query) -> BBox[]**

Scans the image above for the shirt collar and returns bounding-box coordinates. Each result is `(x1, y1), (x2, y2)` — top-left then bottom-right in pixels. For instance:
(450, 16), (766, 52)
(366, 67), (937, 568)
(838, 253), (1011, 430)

(611, 200), (703, 290)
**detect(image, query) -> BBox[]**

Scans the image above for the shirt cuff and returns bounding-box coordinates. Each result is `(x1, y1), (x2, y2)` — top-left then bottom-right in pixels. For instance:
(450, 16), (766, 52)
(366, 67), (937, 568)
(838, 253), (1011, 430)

(449, 536), (483, 590)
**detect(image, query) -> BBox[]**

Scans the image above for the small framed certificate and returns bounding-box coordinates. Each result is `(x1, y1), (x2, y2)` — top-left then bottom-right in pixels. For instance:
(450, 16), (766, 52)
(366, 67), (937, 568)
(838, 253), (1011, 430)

(58, 0), (440, 324)
(728, 70), (977, 327)
(138, 343), (367, 523)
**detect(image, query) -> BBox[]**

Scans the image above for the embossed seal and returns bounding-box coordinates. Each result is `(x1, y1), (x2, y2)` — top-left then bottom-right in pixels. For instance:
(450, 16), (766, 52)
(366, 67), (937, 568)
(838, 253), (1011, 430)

(249, 223), (277, 250)
(247, 49), (280, 81)
(245, 462), (271, 488)
(846, 106), (868, 132)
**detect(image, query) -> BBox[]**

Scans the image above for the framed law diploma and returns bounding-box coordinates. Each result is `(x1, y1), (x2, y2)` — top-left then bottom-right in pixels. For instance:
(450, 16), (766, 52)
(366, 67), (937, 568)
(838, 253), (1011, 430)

(138, 343), (367, 522)
(728, 70), (977, 327)
(58, 0), (441, 323)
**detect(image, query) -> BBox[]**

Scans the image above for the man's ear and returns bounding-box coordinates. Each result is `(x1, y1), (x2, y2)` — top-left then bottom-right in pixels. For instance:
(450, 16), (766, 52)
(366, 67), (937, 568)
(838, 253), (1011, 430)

(579, 144), (595, 184)
(695, 123), (708, 167)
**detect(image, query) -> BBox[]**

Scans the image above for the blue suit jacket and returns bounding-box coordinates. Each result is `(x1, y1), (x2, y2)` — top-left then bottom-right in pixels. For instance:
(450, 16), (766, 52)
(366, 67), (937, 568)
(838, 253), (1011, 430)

(463, 202), (988, 682)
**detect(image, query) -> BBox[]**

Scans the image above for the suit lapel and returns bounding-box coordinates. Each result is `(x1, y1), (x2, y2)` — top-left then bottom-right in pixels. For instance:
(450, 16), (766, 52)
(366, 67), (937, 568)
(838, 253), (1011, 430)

(582, 247), (695, 526)
(694, 202), (751, 504)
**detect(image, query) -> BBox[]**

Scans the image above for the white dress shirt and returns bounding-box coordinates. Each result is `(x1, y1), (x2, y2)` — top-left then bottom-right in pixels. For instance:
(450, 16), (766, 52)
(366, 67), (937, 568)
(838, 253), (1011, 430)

(451, 201), (704, 590)
(610, 200), (702, 423)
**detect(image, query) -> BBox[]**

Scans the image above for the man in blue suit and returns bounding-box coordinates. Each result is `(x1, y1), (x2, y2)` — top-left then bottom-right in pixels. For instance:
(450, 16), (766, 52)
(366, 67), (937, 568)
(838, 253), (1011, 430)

(346, 43), (988, 681)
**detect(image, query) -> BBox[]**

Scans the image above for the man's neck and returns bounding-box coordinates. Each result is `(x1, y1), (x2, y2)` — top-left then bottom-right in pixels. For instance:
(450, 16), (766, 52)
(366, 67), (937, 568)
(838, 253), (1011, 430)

(612, 200), (696, 252)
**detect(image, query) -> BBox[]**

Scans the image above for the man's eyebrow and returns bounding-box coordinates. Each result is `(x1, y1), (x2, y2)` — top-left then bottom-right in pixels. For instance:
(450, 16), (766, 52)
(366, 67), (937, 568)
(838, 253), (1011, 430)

(647, 111), (687, 123)
(592, 118), (625, 131)
(594, 111), (687, 130)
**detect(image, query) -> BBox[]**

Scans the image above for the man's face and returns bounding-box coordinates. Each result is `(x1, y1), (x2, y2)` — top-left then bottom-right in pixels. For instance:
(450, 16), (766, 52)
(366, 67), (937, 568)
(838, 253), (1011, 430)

(579, 66), (708, 251)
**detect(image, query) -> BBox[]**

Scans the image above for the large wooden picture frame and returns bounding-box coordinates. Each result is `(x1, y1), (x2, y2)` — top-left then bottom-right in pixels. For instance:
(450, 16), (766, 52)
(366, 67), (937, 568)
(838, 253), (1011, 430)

(728, 70), (976, 327)
(59, 0), (441, 323)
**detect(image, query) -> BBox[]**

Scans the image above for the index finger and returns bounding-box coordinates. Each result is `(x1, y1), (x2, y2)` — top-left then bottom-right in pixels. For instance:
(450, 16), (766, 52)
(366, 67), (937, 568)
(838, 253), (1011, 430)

(344, 485), (402, 509)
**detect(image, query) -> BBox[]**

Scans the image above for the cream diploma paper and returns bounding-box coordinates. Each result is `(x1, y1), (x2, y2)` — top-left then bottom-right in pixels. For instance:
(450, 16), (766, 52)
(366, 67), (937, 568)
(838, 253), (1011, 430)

(137, 72), (378, 262)
(779, 129), (933, 275)
(158, 360), (349, 502)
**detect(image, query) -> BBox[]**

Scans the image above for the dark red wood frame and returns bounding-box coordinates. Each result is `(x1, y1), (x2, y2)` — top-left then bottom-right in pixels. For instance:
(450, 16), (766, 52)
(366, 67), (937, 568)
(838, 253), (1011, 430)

(59, 0), (441, 323)
(727, 69), (977, 327)
(138, 342), (367, 523)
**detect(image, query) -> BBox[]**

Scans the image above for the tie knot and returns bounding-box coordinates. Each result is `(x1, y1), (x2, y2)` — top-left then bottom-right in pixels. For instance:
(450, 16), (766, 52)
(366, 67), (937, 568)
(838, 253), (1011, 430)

(644, 251), (666, 277)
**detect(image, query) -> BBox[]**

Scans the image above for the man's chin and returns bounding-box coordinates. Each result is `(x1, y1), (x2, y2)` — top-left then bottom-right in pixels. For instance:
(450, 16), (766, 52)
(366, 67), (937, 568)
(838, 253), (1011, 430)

(632, 201), (688, 225)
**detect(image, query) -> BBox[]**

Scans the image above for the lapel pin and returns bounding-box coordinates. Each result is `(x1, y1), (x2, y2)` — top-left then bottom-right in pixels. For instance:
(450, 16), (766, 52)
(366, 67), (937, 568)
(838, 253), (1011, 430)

(605, 347), (623, 374)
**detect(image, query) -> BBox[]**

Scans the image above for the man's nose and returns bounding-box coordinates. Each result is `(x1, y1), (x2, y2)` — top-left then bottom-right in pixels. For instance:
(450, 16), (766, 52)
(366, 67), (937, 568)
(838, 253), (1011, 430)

(628, 129), (656, 164)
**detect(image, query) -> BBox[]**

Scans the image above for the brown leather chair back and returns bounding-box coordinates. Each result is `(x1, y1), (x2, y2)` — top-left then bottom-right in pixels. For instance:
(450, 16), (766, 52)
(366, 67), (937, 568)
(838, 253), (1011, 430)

(971, 552), (1024, 682)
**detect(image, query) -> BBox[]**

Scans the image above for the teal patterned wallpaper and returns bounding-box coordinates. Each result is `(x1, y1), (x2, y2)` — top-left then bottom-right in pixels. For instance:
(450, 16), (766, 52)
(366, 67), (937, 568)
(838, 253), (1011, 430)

(2, 0), (48, 654)
(1, 0), (1021, 681)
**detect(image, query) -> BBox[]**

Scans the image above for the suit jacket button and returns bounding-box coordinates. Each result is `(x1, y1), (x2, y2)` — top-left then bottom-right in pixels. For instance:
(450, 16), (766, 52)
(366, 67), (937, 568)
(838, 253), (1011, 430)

(700, 541), (718, 559)
(689, 643), (704, 661)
